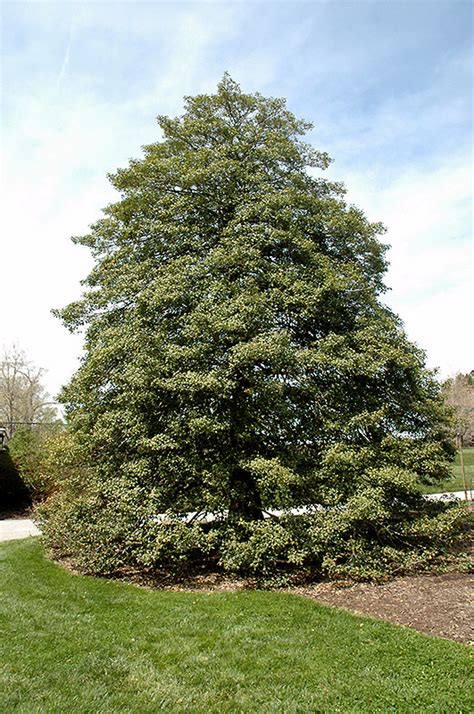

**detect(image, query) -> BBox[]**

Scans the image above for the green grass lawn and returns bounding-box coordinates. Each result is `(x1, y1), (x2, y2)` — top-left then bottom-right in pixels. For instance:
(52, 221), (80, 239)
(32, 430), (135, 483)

(422, 447), (474, 495)
(1, 539), (472, 713)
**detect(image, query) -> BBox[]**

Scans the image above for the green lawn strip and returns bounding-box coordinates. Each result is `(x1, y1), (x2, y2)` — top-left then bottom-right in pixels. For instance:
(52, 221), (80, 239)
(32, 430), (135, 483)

(421, 448), (474, 494)
(1, 539), (472, 713)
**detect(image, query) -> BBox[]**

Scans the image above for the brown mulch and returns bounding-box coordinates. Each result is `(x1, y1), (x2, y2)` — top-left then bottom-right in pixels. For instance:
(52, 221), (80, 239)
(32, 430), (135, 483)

(293, 572), (474, 644)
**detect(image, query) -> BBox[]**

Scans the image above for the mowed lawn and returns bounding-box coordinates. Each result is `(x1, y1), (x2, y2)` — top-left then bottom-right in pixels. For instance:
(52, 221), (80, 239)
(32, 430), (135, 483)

(1, 540), (472, 713)
(422, 447), (474, 495)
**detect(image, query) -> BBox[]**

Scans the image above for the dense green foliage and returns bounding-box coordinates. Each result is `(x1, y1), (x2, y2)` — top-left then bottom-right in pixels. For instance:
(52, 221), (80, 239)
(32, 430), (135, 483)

(7, 424), (65, 501)
(40, 76), (469, 580)
(1, 539), (472, 713)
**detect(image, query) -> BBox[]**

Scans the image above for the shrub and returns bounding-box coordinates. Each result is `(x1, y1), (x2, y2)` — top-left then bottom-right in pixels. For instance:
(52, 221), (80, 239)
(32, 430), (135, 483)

(8, 424), (66, 502)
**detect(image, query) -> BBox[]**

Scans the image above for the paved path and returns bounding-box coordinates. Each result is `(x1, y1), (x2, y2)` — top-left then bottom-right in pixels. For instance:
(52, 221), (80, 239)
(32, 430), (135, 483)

(0, 490), (470, 542)
(0, 519), (41, 542)
(426, 490), (470, 501)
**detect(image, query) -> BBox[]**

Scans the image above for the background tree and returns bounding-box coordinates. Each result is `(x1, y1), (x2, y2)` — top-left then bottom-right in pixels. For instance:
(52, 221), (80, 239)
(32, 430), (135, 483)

(0, 346), (57, 439)
(443, 372), (474, 445)
(0, 347), (59, 507)
(442, 372), (474, 499)
(40, 76), (469, 581)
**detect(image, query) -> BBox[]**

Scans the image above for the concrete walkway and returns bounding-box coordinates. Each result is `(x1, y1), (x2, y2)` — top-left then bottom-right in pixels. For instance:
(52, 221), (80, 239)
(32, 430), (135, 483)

(0, 519), (41, 542)
(426, 490), (470, 501)
(0, 490), (470, 542)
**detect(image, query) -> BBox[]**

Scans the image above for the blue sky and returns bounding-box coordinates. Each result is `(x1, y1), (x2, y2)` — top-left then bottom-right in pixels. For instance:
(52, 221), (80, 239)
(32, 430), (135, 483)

(1, 0), (473, 397)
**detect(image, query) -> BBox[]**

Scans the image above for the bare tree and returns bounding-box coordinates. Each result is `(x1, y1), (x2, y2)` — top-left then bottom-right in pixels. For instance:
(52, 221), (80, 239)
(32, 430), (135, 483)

(443, 372), (474, 500)
(0, 346), (57, 439)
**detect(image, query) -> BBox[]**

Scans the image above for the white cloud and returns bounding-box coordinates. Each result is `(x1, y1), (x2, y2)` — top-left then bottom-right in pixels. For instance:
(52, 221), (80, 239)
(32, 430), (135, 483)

(1, 0), (471, 399)
(1, 2), (242, 397)
(329, 156), (473, 377)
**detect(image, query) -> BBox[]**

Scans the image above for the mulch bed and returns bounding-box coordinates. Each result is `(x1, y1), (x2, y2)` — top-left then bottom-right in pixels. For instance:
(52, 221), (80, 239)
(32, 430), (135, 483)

(293, 572), (473, 644)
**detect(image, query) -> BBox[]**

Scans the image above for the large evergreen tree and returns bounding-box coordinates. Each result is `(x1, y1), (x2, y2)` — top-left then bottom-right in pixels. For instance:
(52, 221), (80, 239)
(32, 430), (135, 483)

(41, 76), (467, 580)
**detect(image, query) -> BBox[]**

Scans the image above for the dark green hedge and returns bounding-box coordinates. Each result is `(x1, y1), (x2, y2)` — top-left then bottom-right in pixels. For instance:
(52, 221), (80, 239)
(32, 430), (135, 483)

(0, 448), (31, 514)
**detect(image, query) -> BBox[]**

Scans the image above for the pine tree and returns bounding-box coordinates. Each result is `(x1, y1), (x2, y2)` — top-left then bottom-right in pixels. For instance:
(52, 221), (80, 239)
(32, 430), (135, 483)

(42, 76), (467, 580)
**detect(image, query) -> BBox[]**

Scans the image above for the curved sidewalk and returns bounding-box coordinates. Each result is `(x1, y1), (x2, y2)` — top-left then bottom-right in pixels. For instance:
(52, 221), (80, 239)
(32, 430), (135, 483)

(0, 519), (41, 542)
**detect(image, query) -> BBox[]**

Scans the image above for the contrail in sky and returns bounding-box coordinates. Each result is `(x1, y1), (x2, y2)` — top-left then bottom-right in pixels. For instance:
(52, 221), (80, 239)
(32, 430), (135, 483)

(55, 22), (74, 90)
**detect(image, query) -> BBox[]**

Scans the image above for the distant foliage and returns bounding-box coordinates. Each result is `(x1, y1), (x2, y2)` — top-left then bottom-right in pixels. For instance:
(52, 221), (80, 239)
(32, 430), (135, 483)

(40, 77), (470, 582)
(442, 372), (474, 445)
(8, 424), (65, 501)
(0, 347), (59, 511)
(0, 346), (57, 439)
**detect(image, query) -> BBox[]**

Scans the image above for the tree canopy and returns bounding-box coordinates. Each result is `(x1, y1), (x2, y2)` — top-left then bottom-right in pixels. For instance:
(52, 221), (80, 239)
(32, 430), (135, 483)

(41, 76), (468, 581)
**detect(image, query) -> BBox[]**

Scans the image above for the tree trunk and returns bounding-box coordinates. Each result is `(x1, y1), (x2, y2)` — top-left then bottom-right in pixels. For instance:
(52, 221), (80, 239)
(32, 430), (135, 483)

(227, 377), (264, 522)
(457, 434), (469, 501)
(228, 466), (264, 521)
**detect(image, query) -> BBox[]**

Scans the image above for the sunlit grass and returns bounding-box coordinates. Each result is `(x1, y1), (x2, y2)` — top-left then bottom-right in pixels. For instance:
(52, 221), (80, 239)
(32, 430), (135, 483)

(1, 539), (471, 712)
(422, 447), (474, 495)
